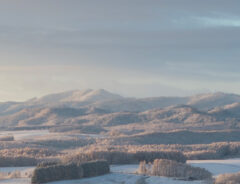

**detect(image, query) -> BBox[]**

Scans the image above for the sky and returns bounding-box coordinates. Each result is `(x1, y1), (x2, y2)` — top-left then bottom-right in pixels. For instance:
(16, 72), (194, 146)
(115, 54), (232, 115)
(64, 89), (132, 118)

(0, 0), (240, 101)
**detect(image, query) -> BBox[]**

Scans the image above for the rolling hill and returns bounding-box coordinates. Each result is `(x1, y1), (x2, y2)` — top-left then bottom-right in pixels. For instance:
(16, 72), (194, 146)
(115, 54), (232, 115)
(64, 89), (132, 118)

(0, 89), (240, 134)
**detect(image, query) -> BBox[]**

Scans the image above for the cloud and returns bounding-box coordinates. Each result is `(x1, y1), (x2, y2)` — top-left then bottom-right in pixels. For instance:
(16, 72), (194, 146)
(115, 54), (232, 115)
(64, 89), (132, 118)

(0, 63), (240, 102)
(0, 0), (240, 100)
(194, 17), (240, 27)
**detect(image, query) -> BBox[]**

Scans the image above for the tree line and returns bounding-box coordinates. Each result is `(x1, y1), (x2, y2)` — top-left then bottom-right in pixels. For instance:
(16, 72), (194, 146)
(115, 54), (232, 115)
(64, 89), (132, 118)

(64, 150), (186, 165)
(138, 159), (212, 181)
(31, 160), (109, 184)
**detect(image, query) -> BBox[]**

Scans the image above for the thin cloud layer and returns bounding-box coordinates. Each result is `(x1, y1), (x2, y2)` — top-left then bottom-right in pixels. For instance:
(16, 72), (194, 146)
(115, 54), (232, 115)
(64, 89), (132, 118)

(0, 0), (239, 101)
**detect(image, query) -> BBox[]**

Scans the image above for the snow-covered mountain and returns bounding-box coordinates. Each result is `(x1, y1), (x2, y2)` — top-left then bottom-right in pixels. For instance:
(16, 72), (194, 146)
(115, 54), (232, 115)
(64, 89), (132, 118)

(30, 89), (123, 105)
(2, 89), (240, 114)
(1, 89), (240, 130)
(188, 92), (240, 110)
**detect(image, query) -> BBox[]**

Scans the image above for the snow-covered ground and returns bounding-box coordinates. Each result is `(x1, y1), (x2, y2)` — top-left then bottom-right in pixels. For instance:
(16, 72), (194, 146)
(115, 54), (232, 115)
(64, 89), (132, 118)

(188, 159), (240, 176)
(0, 130), (102, 141)
(47, 173), (204, 184)
(0, 130), (50, 141)
(0, 166), (34, 180)
(0, 167), (34, 174)
(0, 178), (31, 184)
(67, 133), (106, 139)
(111, 164), (138, 174)
(0, 174), (206, 184)
(1, 158), (240, 184)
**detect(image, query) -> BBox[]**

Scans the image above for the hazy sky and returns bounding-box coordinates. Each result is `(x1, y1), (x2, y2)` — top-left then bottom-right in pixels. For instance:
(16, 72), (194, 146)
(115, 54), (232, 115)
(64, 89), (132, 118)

(0, 0), (240, 101)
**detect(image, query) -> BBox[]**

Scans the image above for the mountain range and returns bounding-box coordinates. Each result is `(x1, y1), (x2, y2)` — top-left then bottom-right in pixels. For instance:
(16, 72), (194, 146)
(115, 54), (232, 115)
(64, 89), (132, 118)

(1, 89), (240, 134)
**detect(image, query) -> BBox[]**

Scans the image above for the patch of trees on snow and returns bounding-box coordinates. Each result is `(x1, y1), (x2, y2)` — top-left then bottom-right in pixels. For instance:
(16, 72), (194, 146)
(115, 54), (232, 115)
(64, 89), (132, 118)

(138, 159), (212, 181)
(185, 142), (240, 160)
(0, 135), (14, 141)
(0, 156), (37, 167)
(31, 138), (95, 149)
(215, 172), (240, 184)
(0, 148), (58, 158)
(83, 141), (240, 161)
(0, 148), (58, 167)
(31, 160), (109, 184)
(64, 150), (186, 165)
(0, 170), (22, 180)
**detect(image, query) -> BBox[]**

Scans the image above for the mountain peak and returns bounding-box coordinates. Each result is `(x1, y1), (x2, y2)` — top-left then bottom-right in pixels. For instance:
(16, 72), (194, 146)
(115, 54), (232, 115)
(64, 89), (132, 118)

(64, 89), (123, 103)
(30, 89), (123, 105)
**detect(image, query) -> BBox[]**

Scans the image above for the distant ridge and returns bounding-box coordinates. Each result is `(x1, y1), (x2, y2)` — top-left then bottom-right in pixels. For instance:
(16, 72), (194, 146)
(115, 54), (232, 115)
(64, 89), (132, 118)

(188, 92), (240, 110)
(29, 89), (123, 104)
(1, 89), (240, 129)
(1, 89), (240, 114)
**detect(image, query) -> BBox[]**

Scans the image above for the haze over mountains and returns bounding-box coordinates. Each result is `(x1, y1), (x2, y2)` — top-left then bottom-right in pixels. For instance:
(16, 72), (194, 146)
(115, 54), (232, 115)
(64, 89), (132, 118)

(0, 89), (240, 134)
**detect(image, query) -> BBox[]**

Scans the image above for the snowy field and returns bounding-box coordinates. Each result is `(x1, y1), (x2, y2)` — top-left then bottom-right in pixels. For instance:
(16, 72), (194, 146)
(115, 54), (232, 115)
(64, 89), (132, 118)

(0, 174), (204, 184)
(0, 178), (31, 184)
(0, 130), (50, 141)
(0, 166), (34, 175)
(0, 130), (103, 141)
(188, 159), (240, 176)
(47, 173), (204, 184)
(111, 164), (138, 174)
(1, 158), (240, 184)
(66, 133), (106, 139)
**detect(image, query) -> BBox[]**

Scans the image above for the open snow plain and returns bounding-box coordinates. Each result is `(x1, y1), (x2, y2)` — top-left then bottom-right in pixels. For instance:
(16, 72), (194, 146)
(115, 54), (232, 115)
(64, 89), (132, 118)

(188, 159), (240, 176)
(0, 130), (50, 141)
